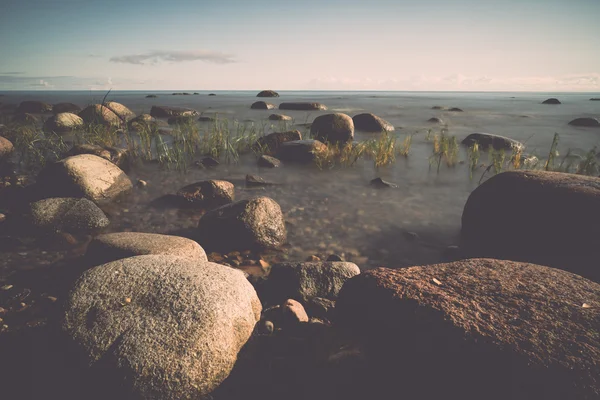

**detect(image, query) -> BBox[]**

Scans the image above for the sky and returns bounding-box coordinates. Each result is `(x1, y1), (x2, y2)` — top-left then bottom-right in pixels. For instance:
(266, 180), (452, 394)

(0, 0), (599, 91)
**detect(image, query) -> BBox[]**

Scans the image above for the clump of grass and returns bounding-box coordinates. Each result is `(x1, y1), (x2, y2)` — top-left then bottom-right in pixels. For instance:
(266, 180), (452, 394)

(371, 131), (397, 167)
(12, 125), (69, 171)
(576, 147), (599, 175)
(544, 133), (560, 171)
(467, 142), (480, 179)
(429, 132), (459, 172)
(398, 134), (413, 157)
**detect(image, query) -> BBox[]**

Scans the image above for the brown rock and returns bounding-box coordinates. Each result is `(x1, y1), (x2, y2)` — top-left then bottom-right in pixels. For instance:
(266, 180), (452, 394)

(352, 113), (394, 132)
(253, 130), (302, 154)
(311, 113), (354, 145)
(279, 102), (327, 111)
(257, 90), (280, 97)
(282, 299), (309, 324)
(251, 101), (276, 110)
(176, 180), (234, 208)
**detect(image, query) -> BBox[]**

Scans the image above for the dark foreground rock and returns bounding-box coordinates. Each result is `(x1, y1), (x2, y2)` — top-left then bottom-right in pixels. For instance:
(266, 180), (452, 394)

(253, 130), (302, 153)
(336, 259), (600, 400)
(27, 197), (109, 234)
(310, 113), (354, 145)
(279, 102), (327, 111)
(276, 140), (327, 163)
(86, 232), (207, 265)
(43, 113), (84, 133)
(261, 261), (360, 304)
(150, 105), (199, 118)
(462, 170), (600, 282)
(370, 177), (397, 188)
(53, 102), (81, 114)
(542, 98), (561, 104)
(257, 90), (280, 97)
(251, 101), (276, 110)
(352, 113), (394, 132)
(62, 255), (261, 399)
(461, 132), (523, 150)
(197, 196), (286, 252)
(16, 100), (52, 114)
(176, 180), (235, 208)
(37, 154), (132, 203)
(568, 117), (600, 127)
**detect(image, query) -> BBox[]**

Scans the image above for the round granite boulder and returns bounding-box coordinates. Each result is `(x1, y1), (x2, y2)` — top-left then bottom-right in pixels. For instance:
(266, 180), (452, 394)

(251, 101), (276, 110)
(276, 140), (327, 163)
(310, 113), (354, 145)
(279, 102), (327, 111)
(0, 136), (14, 160)
(62, 255), (261, 399)
(43, 112), (84, 133)
(257, 90), (280, 97)
(78, 104), (121, 126)
(150, 106), (199, 118)
(352, 113), (394, 132)
(568, 117), (600, 127)
(103, 101), (135, 121)
(176, 180), (235, 208)
(461, 133), (523, 151)
(28, 197), (109, 234)
(542, 98), (561, 104)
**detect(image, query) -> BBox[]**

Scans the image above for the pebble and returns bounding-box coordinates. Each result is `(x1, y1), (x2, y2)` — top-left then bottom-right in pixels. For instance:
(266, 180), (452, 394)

(0, 213), (6, 223)
(136, 179), (148, 188)
(259, 320), (274, 335)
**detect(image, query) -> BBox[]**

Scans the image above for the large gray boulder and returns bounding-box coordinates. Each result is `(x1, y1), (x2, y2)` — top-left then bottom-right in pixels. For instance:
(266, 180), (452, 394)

(150, 106), (199, 118)
(78, 104), (121, 126)
(86, 232), (207, 265)
(28, 197), (109, 234)
(310, 113), (354, 145)
(568, 117), (600, 127)
(263, 261), (360, 304)
(37, 154), (133, 203)
(352, 113), (394, 132)
(461, 133), (523, 151)
(336, 259), (600, 400)
(176, 180), (235, 208)
(0, 136), (14, 160)
(276, 139), (327, 163)
(461, 170), (600, 282)
(62, 255), (261, 399)
(197, 196), (287, 252)
(43, 112), (84, 133)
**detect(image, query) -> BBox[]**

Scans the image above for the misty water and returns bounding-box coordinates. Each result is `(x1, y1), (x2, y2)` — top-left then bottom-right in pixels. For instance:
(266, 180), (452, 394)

(1, 90), (599, 270)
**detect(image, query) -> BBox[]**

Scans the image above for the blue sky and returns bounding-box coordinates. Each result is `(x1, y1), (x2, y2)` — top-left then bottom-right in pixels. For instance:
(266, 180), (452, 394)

(1, 0), (599, 91)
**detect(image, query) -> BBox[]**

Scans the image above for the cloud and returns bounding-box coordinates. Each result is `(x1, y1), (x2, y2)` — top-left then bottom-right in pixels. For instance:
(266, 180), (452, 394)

(109, 50), (236, 65)
(0, 71), (25, 75)
(30, 79), (53, 88)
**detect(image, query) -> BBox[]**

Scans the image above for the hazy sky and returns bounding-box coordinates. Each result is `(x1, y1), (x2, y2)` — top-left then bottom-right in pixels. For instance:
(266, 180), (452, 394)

(1, 0), (599, 91)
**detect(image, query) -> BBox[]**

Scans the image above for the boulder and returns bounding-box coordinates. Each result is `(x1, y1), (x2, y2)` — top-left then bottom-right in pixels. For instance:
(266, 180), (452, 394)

(103, 101), (135, 121)
(65, 144), (130, 170)
(268, 113), (292, 121)
(0, 136), (14, 160)
(461, 170), (600, 282)
(257, 90), (280, 97)
(282, 299), (309, 324)
(27, 197), (109, 234)
(279, 102), (327, 111)
(86, 232), (207, 265)
(127, 114), (157, 131)
(262, 261), (360, 304)
(590, 98), (600, 101)
(62, 255), (261, 399)
(175, 180), (235, 208)
(352, 113), (394, 132)
(78, 104), (121, 126)
(336, 259), (600, 400)
(43, 112), (84, 133)
(542, 98), (561, 104)
(311, 113), (354, 145)
(145, 94), (157, 98)
(461, 133), (523, 151)
(197, 196), (286, 252)
(53, 102), (81, 114)
(150, 106), (199, 118)
(427, 117), (444, 124)
(568, 117), (600, 127)
(246, 174), (276, 187)
(448, 107), (463, 112)
(253, 130), (302, 153)
(37, 154), (132, 203)
(370, 177), (397, 188)
(251, 101), (276, 110)
(276, 140), (327, 163)
(16, 100), (52, 114)
(13, 113), (38, 125)
(431, 106), (446, 110)
(257, 155), (281, 168)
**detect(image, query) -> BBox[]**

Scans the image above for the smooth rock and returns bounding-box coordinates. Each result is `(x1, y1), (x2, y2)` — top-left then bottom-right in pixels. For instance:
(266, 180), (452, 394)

(542, 98), (561, 104)
(251, 101), (276, 110)
(86, 232), (207, 265)
(568, 117), (600, 127)
(253, 130), (302, 154)
(310, 113), (354, 145)
(282, 299), (309, 324)
(65, 144), (130, 170)
(268, 113), (292, 121)
(279, 102), (327, 111)
(370, 177), (397, 188)
(28, 197), (109, 234)
(150, 106), (199, 118)
(176, 180), (235, 208)
(12, 113), (38, 125)
(257, 90), (280, 97)
(103, 101), (135, 121)
(78, 104), (121, 126)
(0, 136), (14, 160)
(352, 113), (394, 132)
(427, 117), (444, 124)
(43, 113), (84, 133)
(62, 255), (261, 399)
(16, 100), (52, 114)
(257, 155), (281, 168)
(461, 133), (524, 151)
(276, 140), (327, 163)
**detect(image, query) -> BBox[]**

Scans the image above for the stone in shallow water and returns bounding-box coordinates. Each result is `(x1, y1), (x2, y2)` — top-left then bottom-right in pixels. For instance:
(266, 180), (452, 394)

(257, 155), (281, 168)
(257, 90), (280, 97)
(251, 101), (276, 110)
(352, 113), (394, 132)
(28, 197), (109, 234)
(370, 177), (397, 188)
(279, 102), (327, 111)
(542, 98), (561, 104)
(176, 179), (235, 208)
(310, 113), (354, 145)
(568, 117), (600, 127)
(461, 132), (523, 151)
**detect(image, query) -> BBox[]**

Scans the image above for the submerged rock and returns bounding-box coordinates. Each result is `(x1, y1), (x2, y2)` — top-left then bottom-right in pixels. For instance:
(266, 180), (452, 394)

(37, 154), (132, 203)
(370, 177), (397, 188)
(568, 117), (600, 127)
(62, 255), (261, 399)
(176, 180), (235, 208)
(0, 136), (14, 160)
(253, 130), (302, 153)
(448, 107), (463, 112)
(86, 232), (207, 265)
(197, 196), (286, 252)
(257, 90), (280, 97)
(279, 102), (327, 111)
(27, 197), (109, 234)
(145, 94), (157, 98)
(150, 105), (199, 118)
(310, 113), (354, 145)
(431, 105), (446, 110)
(43, 112), (84, 133)
(590, 98), (600, 101)
(246, 174), (277, 187)
(427, 117), (444, 124)
(352, 113), (394, 132)
(251, 101), (276, 110)
(461, 132), (523, 151)
(16, 100), (52, 114)
(276, 139), (327, 163)
(268, 113), (292, 121)
(257, 155), (281, 168)
(262, 261), (360, 304)
(542, 98), (561, 104)
(462, 170), (600, 282)
(78, 104), (121, 126)
(336, 259), (600, 400)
